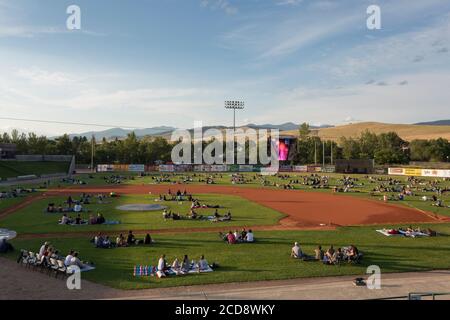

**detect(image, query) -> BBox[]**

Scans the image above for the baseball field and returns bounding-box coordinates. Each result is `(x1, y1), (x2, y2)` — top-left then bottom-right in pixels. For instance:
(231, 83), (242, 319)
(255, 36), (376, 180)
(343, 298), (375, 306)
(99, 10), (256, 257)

(1, 172), (450, 290)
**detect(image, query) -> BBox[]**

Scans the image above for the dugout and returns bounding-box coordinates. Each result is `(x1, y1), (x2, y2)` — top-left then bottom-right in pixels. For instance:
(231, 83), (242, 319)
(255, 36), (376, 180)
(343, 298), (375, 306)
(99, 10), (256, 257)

(335, 159), (375, 174)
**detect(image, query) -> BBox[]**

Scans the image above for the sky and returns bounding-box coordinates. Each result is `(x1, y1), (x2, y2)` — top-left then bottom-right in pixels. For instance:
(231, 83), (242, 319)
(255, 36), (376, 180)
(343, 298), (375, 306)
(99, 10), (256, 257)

(0, 0), (449, 136)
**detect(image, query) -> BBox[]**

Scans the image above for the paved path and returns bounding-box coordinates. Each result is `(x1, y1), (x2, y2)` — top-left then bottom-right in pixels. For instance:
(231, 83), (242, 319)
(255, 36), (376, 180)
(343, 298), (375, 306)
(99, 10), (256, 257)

(1, 257), (449, 300)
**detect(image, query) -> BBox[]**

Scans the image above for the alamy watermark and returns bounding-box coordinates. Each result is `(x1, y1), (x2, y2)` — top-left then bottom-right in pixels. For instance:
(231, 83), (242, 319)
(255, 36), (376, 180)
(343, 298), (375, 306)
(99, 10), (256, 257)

(66, 265), (82, 290)
(66, 5), (81, 30)
(171, 121), (280, 175)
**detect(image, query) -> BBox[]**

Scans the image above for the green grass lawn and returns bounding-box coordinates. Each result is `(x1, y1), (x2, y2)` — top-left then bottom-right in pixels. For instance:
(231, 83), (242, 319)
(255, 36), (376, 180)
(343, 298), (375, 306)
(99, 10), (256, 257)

(0, 161), (70, 179)
(0, 194), (284, 234)
(0, 197), (25, 212)
(3, 223), (450, 289)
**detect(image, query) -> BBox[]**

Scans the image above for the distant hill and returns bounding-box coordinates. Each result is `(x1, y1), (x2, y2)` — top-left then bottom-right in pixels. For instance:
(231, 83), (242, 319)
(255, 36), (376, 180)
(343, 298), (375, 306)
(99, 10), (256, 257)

(68, 126), (176, 140)
(415, 120), (450, 126)
(65, 123), (335, 140)
(281, 122), (450, 142)
(247, 122), (332, 131)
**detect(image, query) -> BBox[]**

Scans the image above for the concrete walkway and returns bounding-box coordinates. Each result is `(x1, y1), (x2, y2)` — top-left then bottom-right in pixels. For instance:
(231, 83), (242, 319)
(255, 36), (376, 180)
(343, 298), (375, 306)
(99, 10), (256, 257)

(1, 257), (450, 300)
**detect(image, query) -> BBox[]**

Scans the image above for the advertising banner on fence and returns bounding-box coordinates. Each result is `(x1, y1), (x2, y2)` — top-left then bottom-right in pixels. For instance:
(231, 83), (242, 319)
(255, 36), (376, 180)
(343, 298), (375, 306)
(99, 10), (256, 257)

(404, 168), (422, 176)
(97, 164), (114, 172)
(293, 165), (308, 172)
(128, 164), (145, 172)
(279, 165), (293, 172)
(210, 165), (228, 172)
(159, 164), (175, 172)
(388, 168), (405, 175)
(389, 167), (450, 178)
(239, 165), (254, 172)
(422, 169), (450, 178)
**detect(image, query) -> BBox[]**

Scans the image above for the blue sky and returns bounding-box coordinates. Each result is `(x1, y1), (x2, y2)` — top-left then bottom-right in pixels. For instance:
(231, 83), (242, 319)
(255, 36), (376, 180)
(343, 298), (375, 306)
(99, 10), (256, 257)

(0, 0), (449, 135)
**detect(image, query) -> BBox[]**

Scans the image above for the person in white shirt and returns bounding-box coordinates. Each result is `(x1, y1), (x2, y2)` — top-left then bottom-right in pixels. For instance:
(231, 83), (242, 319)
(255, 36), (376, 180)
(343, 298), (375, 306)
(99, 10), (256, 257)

(245, 230), (254, 242)
(73, 203), (82, 213)
(64, 250), (74, 266)
(70, 252), (85, 268)
(291, 242), (303, 259)
(157, 254), (167, 272)
(233, 230), (241, 242)
(39, 242), (49, 256)
(60, 214), (70, 224)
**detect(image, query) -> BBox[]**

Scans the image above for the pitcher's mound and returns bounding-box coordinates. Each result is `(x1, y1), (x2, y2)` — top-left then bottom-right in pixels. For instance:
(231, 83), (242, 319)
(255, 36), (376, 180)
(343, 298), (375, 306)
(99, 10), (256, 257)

(116, 204), (167, 212)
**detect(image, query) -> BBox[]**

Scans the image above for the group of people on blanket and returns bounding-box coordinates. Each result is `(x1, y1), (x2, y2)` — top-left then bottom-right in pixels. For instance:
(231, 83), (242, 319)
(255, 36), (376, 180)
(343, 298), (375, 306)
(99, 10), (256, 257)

(163, 208), (232, 221)
(220, 229), (254, 244)
(291, 242), (361, 264)
(385, 226), (436, 237)
(156, 254), (213, 277)
(93, 230), (154, 248)
(59, 212), (106, 225)
(158, 189), (191, 202)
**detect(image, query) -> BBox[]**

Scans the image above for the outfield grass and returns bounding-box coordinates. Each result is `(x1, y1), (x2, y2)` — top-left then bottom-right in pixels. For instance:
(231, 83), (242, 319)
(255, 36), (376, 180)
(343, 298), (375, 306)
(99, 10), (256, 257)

(0, 161), (70, 179)
(0, 194), (284, 234)
(0, 197), (26, 211)
(3, 223), (450, 289)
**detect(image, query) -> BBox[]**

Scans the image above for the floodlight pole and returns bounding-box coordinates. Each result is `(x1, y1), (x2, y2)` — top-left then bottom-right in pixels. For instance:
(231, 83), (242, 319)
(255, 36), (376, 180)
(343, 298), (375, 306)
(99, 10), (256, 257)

(225, 100), (245, 132)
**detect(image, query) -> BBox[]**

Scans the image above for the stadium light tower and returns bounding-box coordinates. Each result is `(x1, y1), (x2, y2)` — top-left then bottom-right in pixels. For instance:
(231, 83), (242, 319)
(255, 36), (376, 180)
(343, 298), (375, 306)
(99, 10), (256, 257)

(225, 100), (245, 131)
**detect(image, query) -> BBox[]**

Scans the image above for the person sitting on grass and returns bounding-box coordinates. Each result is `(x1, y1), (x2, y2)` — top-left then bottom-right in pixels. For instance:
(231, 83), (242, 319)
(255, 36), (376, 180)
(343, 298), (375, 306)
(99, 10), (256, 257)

(88, 214), (97, 225)
(189, 209), (198, 219)
(171, 258), (181, 273)
(73, 202), (82, 213)
(144, 233), (153, 245)
(157, 254), (168, 277)
(291, 242), (303, 259)
(226, 231), (236, 244)
(116, 233), (127, 247)
(0, 238), (13, 253)
(233, 230), (241, 242)
(163, 209), (170, 220)
(244, 229), (254, 243)
(196, 255), (209, 272)
(69, 252), (86, 269)
(181, 255), (190, 273)
(346, 245), (360, 262)
(241, 228), (247, 239)
(330, 248), (343, 264)
(323, 245), (335, 264)
(314, 245), (324, 261)
(222, 211), (232, 221)
(127, 230), (136, 245)
(75, 214), (82, 225)
(60, 213), (71, 225)
(47, 203), (56, 213)
(96, 213), (105, 224)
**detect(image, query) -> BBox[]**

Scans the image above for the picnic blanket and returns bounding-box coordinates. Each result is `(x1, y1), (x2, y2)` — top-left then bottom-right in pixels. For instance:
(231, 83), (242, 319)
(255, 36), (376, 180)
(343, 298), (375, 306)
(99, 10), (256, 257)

(60, 220), (120, 226)
(133, 264), (214, 278)
(376, 229), (430, 238)
(67, 265), (96, 273)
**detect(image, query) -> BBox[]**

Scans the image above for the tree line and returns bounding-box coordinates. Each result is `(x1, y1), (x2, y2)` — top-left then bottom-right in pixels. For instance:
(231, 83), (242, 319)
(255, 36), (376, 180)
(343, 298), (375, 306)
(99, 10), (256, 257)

(0, 125), (449, 165)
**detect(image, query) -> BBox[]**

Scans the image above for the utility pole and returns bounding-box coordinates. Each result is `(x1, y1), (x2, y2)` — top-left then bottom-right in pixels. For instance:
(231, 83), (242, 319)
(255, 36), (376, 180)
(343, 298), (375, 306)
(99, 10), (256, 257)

(331, 141), (333, 165)
(91, 134), (95, 172)
(322, 140), (325, 168)
(314, 140), (317, 165)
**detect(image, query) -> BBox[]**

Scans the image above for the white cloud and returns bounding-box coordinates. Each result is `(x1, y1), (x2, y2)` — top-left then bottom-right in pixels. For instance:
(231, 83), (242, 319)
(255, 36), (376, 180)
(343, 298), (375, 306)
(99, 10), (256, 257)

(200, 0), (237, 15)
